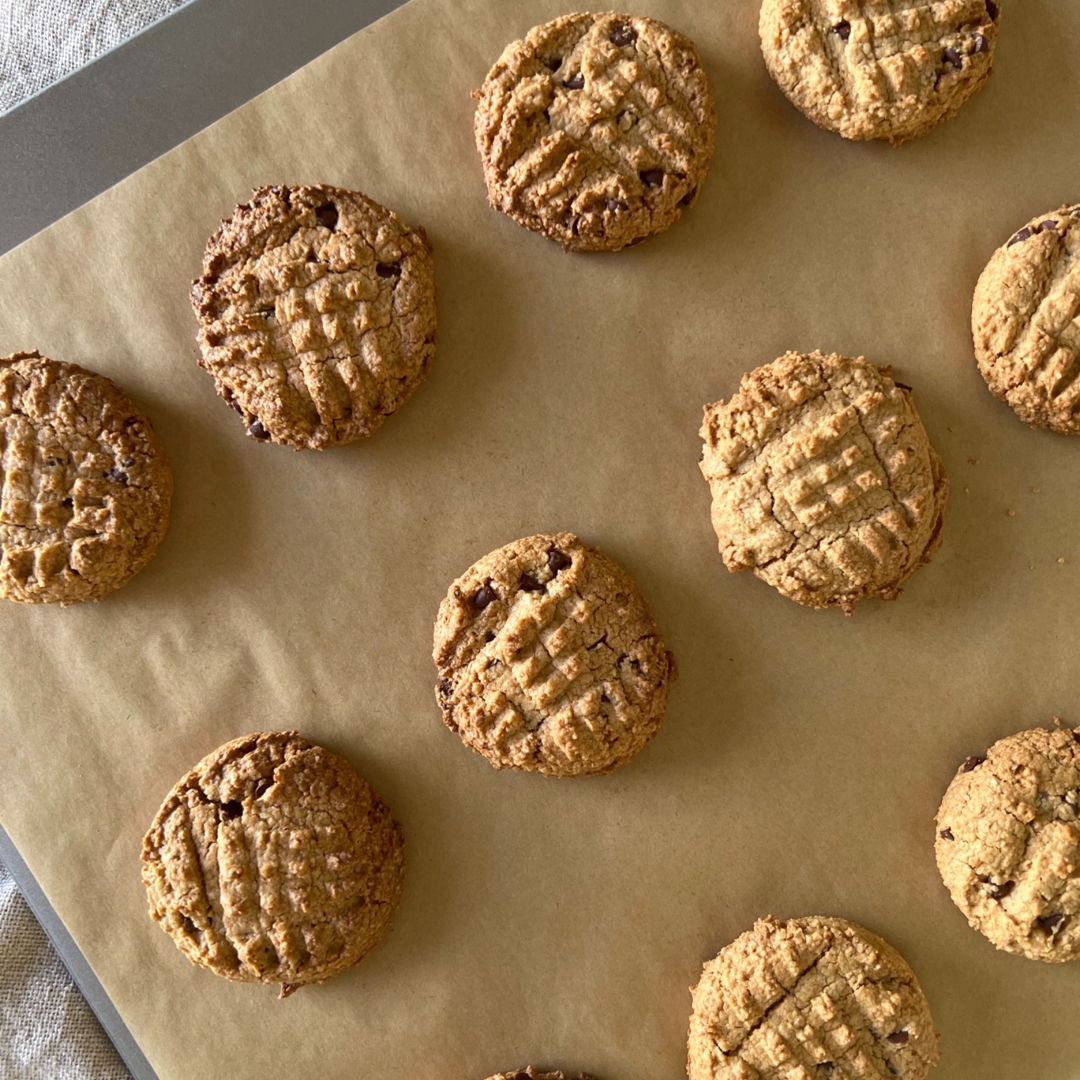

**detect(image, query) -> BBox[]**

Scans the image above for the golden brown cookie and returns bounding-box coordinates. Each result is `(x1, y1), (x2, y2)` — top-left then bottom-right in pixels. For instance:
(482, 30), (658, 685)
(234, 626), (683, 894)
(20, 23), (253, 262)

(433, 532), (675, 777)
(688, 916), (940, 1080)
(935, 723), (1080, 962)
(760, 0), (1000, 146)
(141, 732), (405, 998)
(699, 351), (947, 613)
(971, 203), (1080, 434)
(473, 12), (716, 252)
(191, 184), (436, 450)
(0, 351), (172, 604)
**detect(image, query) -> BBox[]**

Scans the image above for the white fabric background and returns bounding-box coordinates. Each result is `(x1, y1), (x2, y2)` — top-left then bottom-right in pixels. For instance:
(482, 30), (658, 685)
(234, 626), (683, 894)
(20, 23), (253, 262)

(0, 0), (190, 113)
(1, 1), (187, 1066)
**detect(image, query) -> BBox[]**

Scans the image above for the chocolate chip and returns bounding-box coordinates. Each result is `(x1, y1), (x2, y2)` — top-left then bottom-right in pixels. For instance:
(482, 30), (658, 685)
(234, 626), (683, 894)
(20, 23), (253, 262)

(986, 0), (999, 18)
(939, 827), (954, 840)
(564, 72), (584, 90)
(640, 168), (665, 188)
(605, 197), (628, 212)
(519, 573), (544, 593)
(943, 47), (962, 68)
(1039, 219), (1059, 232)
(315, 202), (338, 230)
(437, 677), (452, 698)
(121, 458), (135, 468)
(180, 915), (198, 934)
(832, 20), (851, 40)
(220, 800), (243, 820)
(105, 469), (128, 483)
(248, 419), (271, 441)
(987, 880), (1015, 900)
(818, 1065), (835, 1076)
(886, 1031), (909, 1046)
(894, 381), (913, 392)
(548, 549), (572, 573)
(973, 33), (988, 54)
(610, 22), (637, 47)
(228, 398), (244, 414)
(305, 249), (319, 263)
(254, 778), (274, 798)
(376, 262), (401, 278)
(1036, 913), (1066, 936)
(679, 189), (697, 207)
(45, 457), (61, 467)
(961, 755), (985, 772)
(62, 498), (73, 509)
(544, 55), (562, 71)
(472, 583), (497, 610)
(1008, 227), (1033, 247)
(565, 212), (581, 236)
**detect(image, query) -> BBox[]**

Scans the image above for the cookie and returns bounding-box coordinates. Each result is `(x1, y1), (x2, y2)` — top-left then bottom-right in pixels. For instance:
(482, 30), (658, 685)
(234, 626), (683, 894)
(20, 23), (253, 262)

(473, 12), (716, 252)
(141, 731), (405, 997)
(191, 184), (437, 450)
(688, 916), (940, 1080)
(971, 203), (1080, 434)
(759, 0), (1000, 145)
(0, 351), (172, 605)
(433, 532), (675, 777)
(935, 723), (1080, 962)
(699, 351), (947, 614)
(485, 1070), (598, 1080)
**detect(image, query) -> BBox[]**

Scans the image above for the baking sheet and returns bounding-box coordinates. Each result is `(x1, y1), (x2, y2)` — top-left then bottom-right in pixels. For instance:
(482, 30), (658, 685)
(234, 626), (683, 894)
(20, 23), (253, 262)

(1, 1), (1079, 1078)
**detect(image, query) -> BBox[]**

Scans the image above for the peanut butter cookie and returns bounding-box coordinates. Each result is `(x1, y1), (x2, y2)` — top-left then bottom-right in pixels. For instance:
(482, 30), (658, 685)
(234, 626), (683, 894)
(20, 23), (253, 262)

(474, 12), (716, 252)
(699, 351), (947, 613)
(191, 184), (436, 449)
(0, 351), (171, 604)
(433, 532), (675, 777)
(141, 732), (405, 997)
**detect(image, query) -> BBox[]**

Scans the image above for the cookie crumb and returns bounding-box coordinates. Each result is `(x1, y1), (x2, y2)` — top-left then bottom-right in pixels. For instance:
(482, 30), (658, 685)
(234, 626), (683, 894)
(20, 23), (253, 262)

(1007, 509), (1016, 517)
(1032, 487), (1041, 493)
(1059, 558), (1067, 565)
(968, 458), (980, 465)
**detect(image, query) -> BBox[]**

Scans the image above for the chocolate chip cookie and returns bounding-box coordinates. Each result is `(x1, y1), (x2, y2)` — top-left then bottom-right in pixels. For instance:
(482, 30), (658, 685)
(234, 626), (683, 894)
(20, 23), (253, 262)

(760, 0), (1000, 145)
(699, 351), (947, 613)
(141, 732), (405, 997)
(688, 916), (940, 1080)
(191, 184), (436, 449)
(473, 12), (717, 252)
(971, 203), (1080, 434)
(433, 532), (675, 777)
(935, 724), (1080, 962)
(0, 351), (172, 604)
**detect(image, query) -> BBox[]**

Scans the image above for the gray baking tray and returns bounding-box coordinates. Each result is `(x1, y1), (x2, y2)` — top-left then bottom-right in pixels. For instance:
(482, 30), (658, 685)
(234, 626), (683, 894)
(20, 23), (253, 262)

(0, 0), (405, 1072)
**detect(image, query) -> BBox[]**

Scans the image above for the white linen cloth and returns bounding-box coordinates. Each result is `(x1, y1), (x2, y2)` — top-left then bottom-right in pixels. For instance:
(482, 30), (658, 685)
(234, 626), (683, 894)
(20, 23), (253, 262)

(0, 856), (131, 1079)
(1, 0), (189, 114)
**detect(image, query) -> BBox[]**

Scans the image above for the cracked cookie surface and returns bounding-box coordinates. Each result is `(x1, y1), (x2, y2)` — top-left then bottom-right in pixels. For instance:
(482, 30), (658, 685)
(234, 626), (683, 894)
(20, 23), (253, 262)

(759, 0), (1000, 145)
(971, 203), (1080, 434)
(191, 184), (436, 450)
(0, 351), (172, 604)
(473, 12), (716, 252)
(433, 532), (675, 777)
(935, 724), (1080, 962)
(699, 351), (947, 613)
(688, 916), (940, 1080)
(141, 731), (405, 997)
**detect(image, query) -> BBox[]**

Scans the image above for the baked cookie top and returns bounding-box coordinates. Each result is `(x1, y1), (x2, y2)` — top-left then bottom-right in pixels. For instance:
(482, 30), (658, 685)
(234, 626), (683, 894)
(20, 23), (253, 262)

(699, 351), (947, 613)
(485, 1070), (598, 1080)
(141, 731), (405, 997)
(688, 916), (940, 1080)
(433, 532), (675, 777)
(971, 203), (1080, 435)
(759, 0), (1000, 145)
(935, 724), (1080, 962)
(473, 12), (716, 252)
(0, 351), (172, 605)
(191, 184), (436, 450)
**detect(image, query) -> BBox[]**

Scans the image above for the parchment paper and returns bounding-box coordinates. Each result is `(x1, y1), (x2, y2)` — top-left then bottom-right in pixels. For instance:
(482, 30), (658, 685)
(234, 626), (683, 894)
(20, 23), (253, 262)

(1, 2), (1080, 1078)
